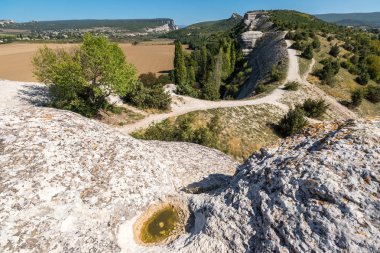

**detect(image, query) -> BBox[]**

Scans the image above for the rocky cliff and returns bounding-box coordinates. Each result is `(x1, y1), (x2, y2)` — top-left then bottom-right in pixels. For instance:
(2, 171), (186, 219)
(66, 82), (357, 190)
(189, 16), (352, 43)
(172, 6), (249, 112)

(237, 11), (288, 99)
(1, 106), (379, 252)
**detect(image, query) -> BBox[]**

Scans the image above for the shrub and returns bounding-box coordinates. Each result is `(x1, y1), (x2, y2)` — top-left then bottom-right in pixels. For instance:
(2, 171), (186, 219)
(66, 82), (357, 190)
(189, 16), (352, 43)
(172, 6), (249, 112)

(315, 59), (340, 85)
(351, 88), (364, 107)
(124, 82), (171, 110)
(139, 72), (159, 88)
(33, 33), (138, 117)
(301, 45), (314, 60)
(312, 38), (321, 49)
(157, 75), (172, 85)
(365, 85), (380, 103)
(301, 99), (329, 118)
(133, 114), (222, 150)
(355, 72), (370, 85)
(291, 41), (306, 51)
(284, 82), (300, 91)
(277, 108), (308, 137)
(329, 44), (340, 57)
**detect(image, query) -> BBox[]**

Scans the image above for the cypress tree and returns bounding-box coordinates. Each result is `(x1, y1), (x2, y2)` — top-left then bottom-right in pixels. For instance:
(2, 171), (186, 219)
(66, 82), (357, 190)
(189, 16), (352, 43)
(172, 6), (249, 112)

(174, 41), (187, 87)
(200, 45), (208, 82)
(230, 42), (236, 73)
(188, 66), (196, 85)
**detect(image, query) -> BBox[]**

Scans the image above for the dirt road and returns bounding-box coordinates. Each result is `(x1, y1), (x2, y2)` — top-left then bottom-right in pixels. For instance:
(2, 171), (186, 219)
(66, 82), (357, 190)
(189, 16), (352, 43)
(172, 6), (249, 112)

(119, 41), (299, 133)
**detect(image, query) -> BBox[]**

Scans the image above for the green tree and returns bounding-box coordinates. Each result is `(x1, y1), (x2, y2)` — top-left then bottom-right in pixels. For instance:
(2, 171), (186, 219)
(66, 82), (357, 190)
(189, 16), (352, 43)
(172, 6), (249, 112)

(199, 45), (208, 82)
(173, 41), (188, 88)
(203, 51), (223, 100)
(33, 33), (138, 117)
(187, 65), (196, 85)
(329, 44), (340, 57)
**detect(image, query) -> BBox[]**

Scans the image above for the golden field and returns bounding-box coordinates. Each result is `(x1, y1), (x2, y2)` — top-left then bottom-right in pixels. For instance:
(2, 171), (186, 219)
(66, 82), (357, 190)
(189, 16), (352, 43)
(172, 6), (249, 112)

(0, 42), (176, 82)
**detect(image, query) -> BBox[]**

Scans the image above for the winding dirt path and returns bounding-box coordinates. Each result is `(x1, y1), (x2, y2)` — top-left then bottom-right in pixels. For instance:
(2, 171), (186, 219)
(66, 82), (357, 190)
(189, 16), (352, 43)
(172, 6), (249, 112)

(120, 41), (299, 133)
(0, 39), (356, 130)
(299, 59), (357, 119)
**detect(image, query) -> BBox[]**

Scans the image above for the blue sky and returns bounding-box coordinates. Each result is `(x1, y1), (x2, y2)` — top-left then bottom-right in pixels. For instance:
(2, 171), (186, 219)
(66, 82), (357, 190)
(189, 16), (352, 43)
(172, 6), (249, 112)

(1, 0), (380, 25)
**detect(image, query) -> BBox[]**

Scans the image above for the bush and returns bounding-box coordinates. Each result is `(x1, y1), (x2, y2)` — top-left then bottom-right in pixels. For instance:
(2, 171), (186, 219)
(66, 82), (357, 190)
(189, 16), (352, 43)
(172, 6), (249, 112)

(365, 85), (380, 103)
(329, 44), (340, 57)
(315, 59), (340, 85)
(139, 72), (172, 87)
(33, 33), (138, 117)
(301, 99), (329, 118)
(133, 114), (222, 150)
(291, 41), (306, 51)
(139, 72), (159, 88)
(301, 45), (314, 60)
(284, 81), (300, 91)
(124, 82), (171, 110)
(157, 75), (172, 85)
(277, 108), (308, 137)
(312, 38), (321, 49)
(355, 72), (370, 85)
(351, 88), (364, 107)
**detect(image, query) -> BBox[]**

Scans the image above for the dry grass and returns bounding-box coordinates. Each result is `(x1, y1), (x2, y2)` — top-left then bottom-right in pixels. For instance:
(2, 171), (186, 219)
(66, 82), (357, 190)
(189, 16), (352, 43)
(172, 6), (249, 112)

(99, 107), (145, 127)
(311, 36), (380, 117)
(189, 104), (283, 161)
(0, 42), (177, 82)
(298, 55), (312, 79)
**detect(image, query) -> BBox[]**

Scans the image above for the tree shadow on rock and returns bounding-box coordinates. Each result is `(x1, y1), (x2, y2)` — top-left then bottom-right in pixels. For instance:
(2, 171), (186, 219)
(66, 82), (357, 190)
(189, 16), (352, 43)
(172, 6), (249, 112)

(17, 84), (50, 107)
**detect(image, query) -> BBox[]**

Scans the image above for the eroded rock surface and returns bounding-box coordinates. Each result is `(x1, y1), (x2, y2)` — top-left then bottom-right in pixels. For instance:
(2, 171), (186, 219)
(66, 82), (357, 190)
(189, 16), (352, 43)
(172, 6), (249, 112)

(177, 120), (380, 253)
(1, 107), (379, 253)
(237, 11), (288, 99)
(0, 107), (237, 253)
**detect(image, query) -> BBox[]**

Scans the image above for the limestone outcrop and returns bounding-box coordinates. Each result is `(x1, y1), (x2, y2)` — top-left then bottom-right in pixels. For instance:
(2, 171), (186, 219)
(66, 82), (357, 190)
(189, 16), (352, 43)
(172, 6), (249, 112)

(0, 107), (237, 253)
(237, 11), (288, 99)
(1, 106), (379, 252)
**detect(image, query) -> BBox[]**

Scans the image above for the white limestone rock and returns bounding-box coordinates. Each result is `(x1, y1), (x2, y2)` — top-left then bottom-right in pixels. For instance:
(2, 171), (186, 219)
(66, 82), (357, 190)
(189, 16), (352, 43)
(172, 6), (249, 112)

(1, 106), (379, 253)
(0, 107), (237, 253)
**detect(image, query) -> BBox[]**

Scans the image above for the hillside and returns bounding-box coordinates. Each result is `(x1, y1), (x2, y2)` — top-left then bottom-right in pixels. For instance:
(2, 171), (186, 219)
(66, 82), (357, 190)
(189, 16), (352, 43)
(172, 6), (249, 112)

(316, 12), (380, 27)
(0, 18), (178, 42)
(3, 18), (178, 32)
(164, 13), (242, 41)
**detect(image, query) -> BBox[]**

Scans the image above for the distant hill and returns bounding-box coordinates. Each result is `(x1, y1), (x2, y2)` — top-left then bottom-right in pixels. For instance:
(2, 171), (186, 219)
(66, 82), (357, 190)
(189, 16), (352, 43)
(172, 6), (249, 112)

(164, 13), (243, 40)
(316, 12), (380, 28)
(3, 18), (177, 32)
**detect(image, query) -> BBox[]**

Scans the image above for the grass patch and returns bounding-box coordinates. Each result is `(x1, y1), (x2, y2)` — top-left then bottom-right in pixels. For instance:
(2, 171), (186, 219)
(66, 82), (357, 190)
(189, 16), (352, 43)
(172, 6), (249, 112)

(133, 104), (282, 161)
(99, 107), (144, 126)
(298, 56), (312, 78)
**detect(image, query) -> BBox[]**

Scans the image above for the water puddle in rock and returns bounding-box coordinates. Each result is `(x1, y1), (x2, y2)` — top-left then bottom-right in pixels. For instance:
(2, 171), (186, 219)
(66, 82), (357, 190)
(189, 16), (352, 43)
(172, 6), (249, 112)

(139, 206), (180, 244)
